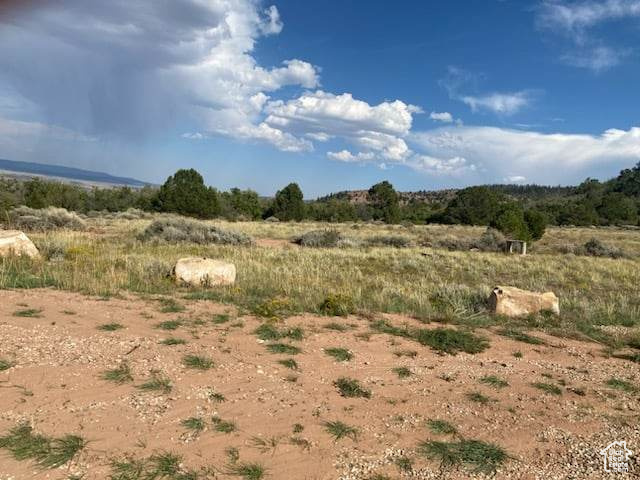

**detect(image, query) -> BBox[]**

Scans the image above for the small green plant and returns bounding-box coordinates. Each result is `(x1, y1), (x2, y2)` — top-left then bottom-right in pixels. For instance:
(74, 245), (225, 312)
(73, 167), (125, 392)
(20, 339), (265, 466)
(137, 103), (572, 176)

(13, 308), (43, 318)
(213, 313), (231, 324)
(605, 378), (638, 393)
(334, 377), (371, 398)
(101, 363), (133, 384)
(395, 455), (413, 472)
(498, 328), (544, 345)
(182, 354), (214, 370)
(393, 349), (418, 358)
(138, 373), (172, 394)
(278, 358), (299, 370)
(480, 375), (509, 389)
(325, 348), (352, 362)
(160, 337), (187, 346)
(418, 439), (509, 474)
(181, 417), (205, 433)
(323, 322), (350, 332)
(253, 297), (292, 319)
(97, 322), (124, 331)
(292, 423), (304, 433)
(226, 462), (265, 479)
(249, 435), (281, 453)
(209, 391), (226, 402)
(266, 343), (301, 355)
(0, 424), (85, 469)
(466, 391), (491, 404)
(426, 419), (458, 435)
(155, 320), (182, 331)
(324, 420), (358, 441)
(319, 293), (354, 317)
(110, 452), (198, 479)
(392, 367), (412, 378)
(158, 298), (185, 313)
(531, 382), (562, 395)
(0, 359), (15, 371)
(513, 351), (523, 358)
(212, 416), (236, 433)
(255, 323), (303, 341)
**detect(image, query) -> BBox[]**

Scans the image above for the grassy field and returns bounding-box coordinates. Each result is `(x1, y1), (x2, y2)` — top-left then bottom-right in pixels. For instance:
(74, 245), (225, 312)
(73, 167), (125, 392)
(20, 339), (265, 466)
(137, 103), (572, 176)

(1, 216), (640, 478)
(1, 216), (639, 351)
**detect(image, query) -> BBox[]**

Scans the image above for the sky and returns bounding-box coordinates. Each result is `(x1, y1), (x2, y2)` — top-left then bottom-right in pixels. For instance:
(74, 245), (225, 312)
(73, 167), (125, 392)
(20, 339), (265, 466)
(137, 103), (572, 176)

(0, 0), (639, 197)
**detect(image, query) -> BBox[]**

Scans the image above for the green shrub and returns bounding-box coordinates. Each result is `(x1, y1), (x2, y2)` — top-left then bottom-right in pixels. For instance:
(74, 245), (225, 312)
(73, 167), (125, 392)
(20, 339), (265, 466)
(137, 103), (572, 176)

(319, 293), (354, 316)
(8, 206), (86, 231)
(295, 229), (344, 247)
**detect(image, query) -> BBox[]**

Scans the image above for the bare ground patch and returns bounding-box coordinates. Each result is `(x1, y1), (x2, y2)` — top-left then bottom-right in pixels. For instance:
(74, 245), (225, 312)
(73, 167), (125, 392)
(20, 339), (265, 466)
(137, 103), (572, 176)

(0, 289), (638, 479)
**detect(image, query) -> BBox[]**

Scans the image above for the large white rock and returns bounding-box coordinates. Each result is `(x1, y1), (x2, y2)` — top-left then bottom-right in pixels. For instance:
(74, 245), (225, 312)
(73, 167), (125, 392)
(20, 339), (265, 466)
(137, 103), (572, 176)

(0, 230), (40, 259)
(488, 285), (559, 317)
(174, 257), (236, 287)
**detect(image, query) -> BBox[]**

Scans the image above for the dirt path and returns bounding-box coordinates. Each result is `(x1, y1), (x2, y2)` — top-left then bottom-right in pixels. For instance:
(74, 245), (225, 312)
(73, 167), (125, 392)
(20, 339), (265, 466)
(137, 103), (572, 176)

(0, 289), (638, 479)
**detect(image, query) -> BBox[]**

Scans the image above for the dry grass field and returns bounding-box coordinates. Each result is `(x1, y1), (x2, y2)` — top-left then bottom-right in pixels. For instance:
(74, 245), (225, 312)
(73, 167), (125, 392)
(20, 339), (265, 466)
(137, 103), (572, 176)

(1, 217), (639, 479)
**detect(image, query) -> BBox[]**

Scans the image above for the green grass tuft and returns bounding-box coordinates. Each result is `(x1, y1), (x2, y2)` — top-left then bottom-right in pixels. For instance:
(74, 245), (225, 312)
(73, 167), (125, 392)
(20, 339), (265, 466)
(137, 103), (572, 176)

(324, 420), (359, 441)
(426, 419), (457, 435)
(97, 322), (124, 331)
(278, 358), (299, 370)
(418, 439), (509, 474)
(159, 337), (187, 346)
(13, 308), (43, 318)
(266, 343), (301, 355)
(158, 298), (185, 313)
(498, 328), (545, 345)
(137, 373), (172, 394)
(325, 347), (353, 362)
(211, 416), (236, 433)
(531, 382), (562, 395)
(480, 375), (509, 389)
(181, 417), (205, 433)
(372, 320), (488, 354)
(392, 366), (412, 378)
(182, 354), (214, 370)
(605, 377), (638, 393)
(101, 363), (133, 384)
(0, 424), (85, 469)
(334, 377), (371, 398)
(110, 452), (199, 480)
(0, 359), (15, 371)
(226, 462), (265, 479)
(466, 391), (491, 404)
(155, 320), (182, 331)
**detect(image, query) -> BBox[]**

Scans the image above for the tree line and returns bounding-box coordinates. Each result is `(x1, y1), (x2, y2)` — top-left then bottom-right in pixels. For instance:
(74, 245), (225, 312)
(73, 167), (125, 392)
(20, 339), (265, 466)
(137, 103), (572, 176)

(2, 162), (639, 239)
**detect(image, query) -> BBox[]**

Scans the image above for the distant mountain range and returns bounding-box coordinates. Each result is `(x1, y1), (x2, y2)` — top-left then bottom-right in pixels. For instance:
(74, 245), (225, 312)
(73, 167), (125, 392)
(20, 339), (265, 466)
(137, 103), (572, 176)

(0, 159), (149, 188)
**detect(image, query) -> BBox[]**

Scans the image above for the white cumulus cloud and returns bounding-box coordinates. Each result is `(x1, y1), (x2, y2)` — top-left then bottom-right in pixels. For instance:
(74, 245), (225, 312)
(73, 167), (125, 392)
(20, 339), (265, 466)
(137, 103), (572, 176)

(264, 90), (421, 160)
(461, 92), (533, 115)
(411, 125), (640, 184)
(429, 111), (453, 123)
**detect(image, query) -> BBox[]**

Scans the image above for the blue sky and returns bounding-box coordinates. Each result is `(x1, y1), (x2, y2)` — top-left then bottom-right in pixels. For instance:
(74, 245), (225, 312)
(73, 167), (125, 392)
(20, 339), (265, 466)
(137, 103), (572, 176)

(0, 0), (639, 197)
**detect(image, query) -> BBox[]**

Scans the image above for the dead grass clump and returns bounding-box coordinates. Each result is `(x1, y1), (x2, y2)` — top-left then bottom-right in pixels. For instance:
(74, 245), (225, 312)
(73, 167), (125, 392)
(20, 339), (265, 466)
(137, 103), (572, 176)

(8, 206), (86, 231)
(139, 217), (253, 245)
(364, 235), (412, 248)
(579, 238), (626, 259)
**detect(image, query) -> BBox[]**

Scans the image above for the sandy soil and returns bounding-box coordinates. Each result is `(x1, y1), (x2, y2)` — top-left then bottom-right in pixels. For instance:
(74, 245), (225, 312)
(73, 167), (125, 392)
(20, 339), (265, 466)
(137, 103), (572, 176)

(0, 288), (638, 479)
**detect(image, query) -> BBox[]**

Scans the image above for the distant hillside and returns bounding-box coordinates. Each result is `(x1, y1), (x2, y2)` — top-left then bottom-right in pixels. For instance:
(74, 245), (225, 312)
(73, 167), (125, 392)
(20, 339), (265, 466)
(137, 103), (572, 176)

(317, 184), (575, 206)
(0, 159), (148, 188)
(318, 189), (458, 206)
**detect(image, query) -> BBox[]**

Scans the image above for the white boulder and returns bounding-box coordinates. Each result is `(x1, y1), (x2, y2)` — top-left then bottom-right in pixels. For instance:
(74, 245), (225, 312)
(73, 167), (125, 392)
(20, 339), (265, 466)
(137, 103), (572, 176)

(488, 285), (559, 317)
(0, 230), (40, 259)
(174, 257), (236, 287)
